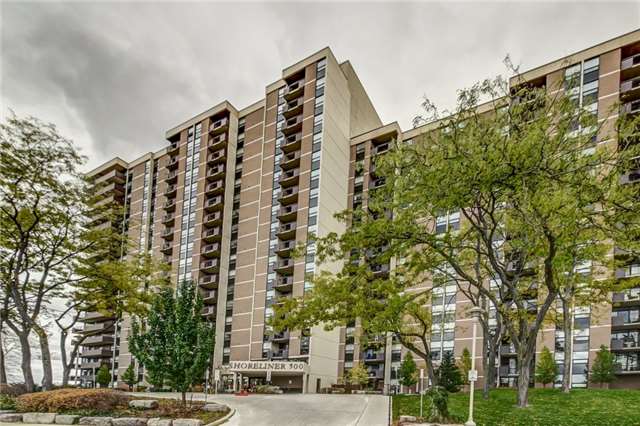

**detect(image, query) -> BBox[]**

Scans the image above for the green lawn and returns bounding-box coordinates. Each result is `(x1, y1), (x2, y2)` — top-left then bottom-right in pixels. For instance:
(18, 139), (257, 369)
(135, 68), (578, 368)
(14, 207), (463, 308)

(392, 388), (640, 426)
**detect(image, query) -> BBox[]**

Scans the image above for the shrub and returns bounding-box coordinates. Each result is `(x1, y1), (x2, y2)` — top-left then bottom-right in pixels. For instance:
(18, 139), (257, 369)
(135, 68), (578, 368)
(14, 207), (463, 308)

(0, 394), (16, 410)
(436, 352), (463, 393)
(16, 389), (129, 413)
(254, 385), (281, 394)
(0, 383), (30, 397)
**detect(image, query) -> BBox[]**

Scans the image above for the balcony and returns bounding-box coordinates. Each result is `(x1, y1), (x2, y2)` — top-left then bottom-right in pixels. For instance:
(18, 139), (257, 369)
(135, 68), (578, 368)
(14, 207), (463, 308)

(274, 276), (294, 292)
(622, 99), (640, 115)
(207, 164), (225, 181)
(283, 79), (305, 101)
(612, 290), (640, 306)
(274, 258), (295, 275)
(82, 335), (114, 347)
(278, 186), (298, 205)
(94, 169), (126, 186)
(371, 263), (390, 276)
(622, 53), (640, 80)
(206, 180), (224, 195)
(166, 157), (179, 170)
(161, 242), (173, 254)
(78, 322), (111, 334)
(272, 331), (290, 342)
(500, 344), (517, 356)
(282, 116), (303, 136)
(279, 169), (299, 187)
(369, 177), (385, 190)
(201, 242), (221, 257)
(201, 258), (220, 272)
(166, 170), (178, 183)
(80, 311), (114, 323)
(616, 264), (640, 280)
(199, 274), (219, 289)
(204, 195), (224, 212)
(363, 351), (385, 363)
(163, 199), (177, 212)
(209, 133), (227, 151)
(202, 290), (217, 304)
(202, 228), (222, 244)
(201, 306), (216, 318)
(367, 369), (384, 380)
(79, 361), (102, 370)
(162, 213), (175, 225)
(621, 76), (640, 101)
(164, 184), (177, 197)
(275, 240), (296, 257)
(203, 211), (223, 227)
(620, 168), (640, 185)
(277, 204), (298, 222)
(276, 222), (296, 240)
(209, 117), (229, 135)
(95, 182), (124, 198)
(161, 228), (174, 240)
(280, 151), (301, 170)
(372, 143), (389, 156)
(611, 338), (640, 351)
(283, 97), (304, 119)
(81, 348), (112, 358)
(499, 366), (518, 376)
(167, 141), (180, 155)
(207, 149), (227, 165)
(271, 349), (289, 359)
(611, 314), (640, 329)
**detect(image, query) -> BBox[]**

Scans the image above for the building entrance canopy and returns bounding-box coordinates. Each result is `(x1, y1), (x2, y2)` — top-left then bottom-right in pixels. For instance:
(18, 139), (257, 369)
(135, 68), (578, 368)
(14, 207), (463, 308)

(224, 360), (308, 375)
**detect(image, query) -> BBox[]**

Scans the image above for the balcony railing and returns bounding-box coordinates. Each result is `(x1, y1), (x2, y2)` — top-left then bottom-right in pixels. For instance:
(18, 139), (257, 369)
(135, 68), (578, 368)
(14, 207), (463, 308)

(209, 133), (227, 150)
(161, 228), (174, 240)
(280, 151), (301, 169)
(206, 180), (224, 195)
(207, 164), (225, 180)
(622, 53), (640, 72)
(205, 195), (224, 211)
(166, 157), (179, 170)
(278, 187), (298, 205)
(202, 242), (221, 256)
(199, 274), (219, 288)
(208, 149), (226, 165)
(623, 100), (640, 115)
(281, 133), (303, 152)
(209, 117), (228, 134)
(204, 211), (223, 226)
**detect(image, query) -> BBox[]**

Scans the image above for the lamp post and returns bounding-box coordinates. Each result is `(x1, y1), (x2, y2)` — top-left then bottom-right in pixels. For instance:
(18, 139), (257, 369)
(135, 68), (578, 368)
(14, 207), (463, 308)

(465, 306), (484, 426)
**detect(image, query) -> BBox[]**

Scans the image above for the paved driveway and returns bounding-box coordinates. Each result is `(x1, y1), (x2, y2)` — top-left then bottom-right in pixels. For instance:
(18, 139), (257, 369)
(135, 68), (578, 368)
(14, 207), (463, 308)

(135, 392), (390, 426)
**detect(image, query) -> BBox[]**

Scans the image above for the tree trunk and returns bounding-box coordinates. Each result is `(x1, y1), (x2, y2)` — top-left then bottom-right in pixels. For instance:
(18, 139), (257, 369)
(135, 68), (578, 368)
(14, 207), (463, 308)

(16, 331), (35, 392)
(516, 362), (530, 408)
(0, 321), (7, 390)
(483, 339), (497, 399)
(516, 350), (533, 408)
(561, 294), (573, 393)
(34, 324), (53, 390)
(181, 391), (186, 406)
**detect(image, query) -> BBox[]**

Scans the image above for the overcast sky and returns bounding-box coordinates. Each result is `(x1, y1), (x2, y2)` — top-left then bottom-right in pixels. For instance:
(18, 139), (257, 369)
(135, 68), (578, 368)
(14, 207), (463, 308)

(3, 1), (640, 172)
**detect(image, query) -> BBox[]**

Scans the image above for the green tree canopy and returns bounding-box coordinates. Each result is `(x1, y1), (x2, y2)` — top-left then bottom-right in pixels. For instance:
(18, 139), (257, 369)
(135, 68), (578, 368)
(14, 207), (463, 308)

(96, 364), (111, 388)
(398, 352), (418, 389)
(436, 352), (463, 393)
(347, 363), (370, 388)
(130, 280), (214, 404)
(122, 361), (137, 391)
(535, 346), (558, 388)
(590, 345), (617, 385)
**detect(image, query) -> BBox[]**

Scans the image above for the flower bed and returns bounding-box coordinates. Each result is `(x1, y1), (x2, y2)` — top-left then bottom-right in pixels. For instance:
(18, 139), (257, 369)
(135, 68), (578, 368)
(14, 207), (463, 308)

(10, 389), (228, 424)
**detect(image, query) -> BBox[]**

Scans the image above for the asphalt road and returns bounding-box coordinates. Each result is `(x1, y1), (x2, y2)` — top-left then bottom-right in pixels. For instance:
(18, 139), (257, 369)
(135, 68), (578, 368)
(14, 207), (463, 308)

(135, 391), (390, 426)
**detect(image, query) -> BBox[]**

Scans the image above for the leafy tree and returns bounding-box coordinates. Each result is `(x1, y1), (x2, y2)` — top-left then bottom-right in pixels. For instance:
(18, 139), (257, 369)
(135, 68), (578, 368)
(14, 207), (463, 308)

(590, 345), (617, 386)
(96, 364), (111, 388)
(459, 348), (472, 386)
(436, 352), (463, 393)
(535, 346), (558, 388)
(398, 352), (418, 389)
(122, 361), (137, 391)
(273, 65), (640, 409)
(425, 386), (450, 423)
(347, 362), (370, 388)
(130, 280), (214, 405)
(130, 286), (175, 390)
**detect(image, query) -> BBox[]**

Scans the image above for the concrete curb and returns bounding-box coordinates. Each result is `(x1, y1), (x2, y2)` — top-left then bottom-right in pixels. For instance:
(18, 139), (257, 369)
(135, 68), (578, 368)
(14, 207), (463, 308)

(203, 409), (235, 426)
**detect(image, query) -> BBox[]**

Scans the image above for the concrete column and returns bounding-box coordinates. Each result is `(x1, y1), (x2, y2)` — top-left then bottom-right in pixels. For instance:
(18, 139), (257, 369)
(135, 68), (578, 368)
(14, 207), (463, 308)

(303, 373), (308, 394)
(232, 373), (237, 392)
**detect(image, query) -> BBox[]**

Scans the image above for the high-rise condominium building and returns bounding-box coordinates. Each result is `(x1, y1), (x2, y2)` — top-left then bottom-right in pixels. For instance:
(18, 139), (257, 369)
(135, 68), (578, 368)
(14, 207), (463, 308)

(77, 29), (640, 392)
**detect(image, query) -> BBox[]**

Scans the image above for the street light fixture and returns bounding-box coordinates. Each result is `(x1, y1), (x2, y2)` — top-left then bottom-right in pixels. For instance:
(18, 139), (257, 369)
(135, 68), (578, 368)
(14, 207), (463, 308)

(465, 306), (485, 426)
